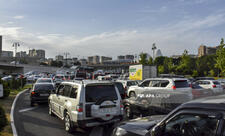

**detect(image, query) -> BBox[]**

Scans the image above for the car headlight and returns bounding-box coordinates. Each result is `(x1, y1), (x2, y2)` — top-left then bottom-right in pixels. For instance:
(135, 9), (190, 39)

(115, 127), (127, 136)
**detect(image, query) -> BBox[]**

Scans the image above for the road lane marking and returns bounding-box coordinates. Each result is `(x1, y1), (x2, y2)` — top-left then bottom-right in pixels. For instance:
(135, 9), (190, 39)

(10, 89), (28, 136)
(19, 107), (37, 113)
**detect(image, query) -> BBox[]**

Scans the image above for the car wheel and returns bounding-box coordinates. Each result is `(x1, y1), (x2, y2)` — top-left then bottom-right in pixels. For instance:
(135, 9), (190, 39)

(64, 112), (73, 133)
(124, 105), (133, 119)
(30, 101), (34, 107)
(129, 92), (136, 98)
(48, 103), (54, 116)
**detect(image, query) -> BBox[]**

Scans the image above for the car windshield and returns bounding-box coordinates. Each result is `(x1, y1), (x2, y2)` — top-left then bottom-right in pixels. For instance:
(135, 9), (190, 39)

(127, 81), (138, 86)
(174, 80), (189, 88)
(85, 85), (118, 102)
(34, 84), (54, 91)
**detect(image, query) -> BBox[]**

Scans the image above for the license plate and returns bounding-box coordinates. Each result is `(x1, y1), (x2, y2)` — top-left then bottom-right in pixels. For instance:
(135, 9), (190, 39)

(100, 108), (114, 113)
(40, 94), (49, 96)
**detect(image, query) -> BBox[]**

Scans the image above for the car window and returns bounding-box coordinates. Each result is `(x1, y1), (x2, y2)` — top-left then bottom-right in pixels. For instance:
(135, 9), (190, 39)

(140, 80), (150, 87)
(150, 80), (161, 87)
(213, 81), (220, 85)
(203, 81), (210, 85)
(70, 87), (78, 99)
(174, 80), (189, 88)
(163, 114), (218, 136)
(34, 84), (54, 91)
(63, 85), (72, 97)
(160, 80), (169, 87)
(57, 85), (64, 95)
(85, 85), (118, 102)
(127, 81), (138, 86)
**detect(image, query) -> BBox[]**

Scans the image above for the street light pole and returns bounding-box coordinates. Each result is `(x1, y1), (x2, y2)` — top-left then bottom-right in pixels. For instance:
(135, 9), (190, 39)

(152, 43), (157, 61)
(12, 42), (20, 66)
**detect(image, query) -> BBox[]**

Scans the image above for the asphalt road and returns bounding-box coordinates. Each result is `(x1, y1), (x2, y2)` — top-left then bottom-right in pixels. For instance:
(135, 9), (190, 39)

(13, 90), (114, 136)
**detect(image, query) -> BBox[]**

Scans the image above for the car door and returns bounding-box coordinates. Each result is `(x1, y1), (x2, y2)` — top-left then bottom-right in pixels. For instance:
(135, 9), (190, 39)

(152, 111), (220, 136)
(136, 80), (151, 94)
(54, 84), (64, 116)
(67, 86), (79, 122)
(58, 84), (72, 118)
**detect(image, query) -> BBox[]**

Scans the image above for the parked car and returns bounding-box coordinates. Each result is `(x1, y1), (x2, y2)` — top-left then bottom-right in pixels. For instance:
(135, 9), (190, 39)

(195, 80), (223, 94)
(48, 80), (123, 133)
(191, 83), (213, 99)
(218, 79), (225, 90)
(127, 78), (192, 98)
(1, 75), (12, 81)
(116, 80), (139, 91)
(112, 95), (225, 136)
(30, 83), (55, 106)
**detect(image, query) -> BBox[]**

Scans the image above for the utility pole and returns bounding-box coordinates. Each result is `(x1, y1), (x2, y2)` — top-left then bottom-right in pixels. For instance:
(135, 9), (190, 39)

(64, 52), (70, 67)
(12, 42), (20, 66)
(152, 43), (157, 61)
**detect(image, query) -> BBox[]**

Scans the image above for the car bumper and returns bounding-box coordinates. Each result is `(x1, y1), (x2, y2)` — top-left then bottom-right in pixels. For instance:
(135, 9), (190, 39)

(77, 115), (123, 128)
(31, 96), (49, 103)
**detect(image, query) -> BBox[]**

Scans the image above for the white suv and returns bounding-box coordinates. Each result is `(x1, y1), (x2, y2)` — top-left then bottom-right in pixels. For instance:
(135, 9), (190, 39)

(127, 78), (192, 98)
(48, 80), (123, 133)
(195, 80), (223, 94)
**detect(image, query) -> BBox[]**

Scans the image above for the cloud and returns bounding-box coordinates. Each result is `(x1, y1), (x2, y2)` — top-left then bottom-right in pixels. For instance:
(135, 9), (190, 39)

(138, 6), (167, 14)
(13, 16), (24, 19)
(1, 12), (225, 58)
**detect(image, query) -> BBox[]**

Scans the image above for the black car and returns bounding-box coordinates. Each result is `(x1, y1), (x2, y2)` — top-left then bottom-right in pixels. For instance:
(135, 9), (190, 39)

(114, 82), (126, 99)
(112, 94), (225, 136)
(30, 83), (55, 106)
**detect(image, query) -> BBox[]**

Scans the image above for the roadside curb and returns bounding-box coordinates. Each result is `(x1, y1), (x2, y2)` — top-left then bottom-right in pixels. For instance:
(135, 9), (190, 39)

(10, 89), (28, 136)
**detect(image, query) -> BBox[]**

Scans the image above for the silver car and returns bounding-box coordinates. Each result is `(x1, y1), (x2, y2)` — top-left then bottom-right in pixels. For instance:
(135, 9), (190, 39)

(48, 80), (123, 133)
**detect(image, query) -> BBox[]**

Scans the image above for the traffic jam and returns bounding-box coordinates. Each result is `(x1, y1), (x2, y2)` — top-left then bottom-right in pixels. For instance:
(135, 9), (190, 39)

(25, 65), (225, 136)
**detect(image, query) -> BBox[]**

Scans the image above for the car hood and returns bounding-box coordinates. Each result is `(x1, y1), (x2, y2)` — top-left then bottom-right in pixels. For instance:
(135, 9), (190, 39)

(118, 115), (165, 135)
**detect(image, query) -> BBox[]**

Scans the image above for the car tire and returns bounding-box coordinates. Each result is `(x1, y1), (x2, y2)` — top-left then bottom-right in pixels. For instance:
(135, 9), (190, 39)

(64, 112), (74, 133)
(48, 103), (54, 116)
(30, 101), (34, 107)
(129, 92), (136, 98)
(124, 105), (133, 119)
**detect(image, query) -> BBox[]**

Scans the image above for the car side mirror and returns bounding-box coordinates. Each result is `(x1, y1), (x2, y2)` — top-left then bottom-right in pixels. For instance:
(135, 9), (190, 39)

(150, 124), (165, 136)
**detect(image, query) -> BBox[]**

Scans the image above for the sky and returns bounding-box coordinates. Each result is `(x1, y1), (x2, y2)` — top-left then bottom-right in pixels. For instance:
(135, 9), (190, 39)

(0, 0), (225, 59)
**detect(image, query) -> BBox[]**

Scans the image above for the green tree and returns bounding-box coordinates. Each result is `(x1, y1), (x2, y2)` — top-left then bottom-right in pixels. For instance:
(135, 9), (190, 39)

(176, 51), (195, 75)
(148, 57), (153, 65)
(139, 53), (148, 65)
(154, 56), (166, 66)
(215, 38), (225, 76)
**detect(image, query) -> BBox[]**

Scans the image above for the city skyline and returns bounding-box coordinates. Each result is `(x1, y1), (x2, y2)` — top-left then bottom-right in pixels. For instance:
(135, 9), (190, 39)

(0, 0), (225, 58)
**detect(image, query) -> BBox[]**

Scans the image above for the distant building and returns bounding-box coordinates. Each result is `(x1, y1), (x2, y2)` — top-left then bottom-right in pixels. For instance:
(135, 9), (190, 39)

(155, 49), (163, 58)
(55, 55), (64, 61)
(1, 51), (13, 57)
(117, 55), (125, 60)
(79, 59), (87, 66)
(125, 55), (134, 60)
(171, 54), (197, 59)
(100, 56), (112, 64)
(16, 51), (27, 58)
(29, 49), (45, 59)
(198, 45), (219, 57)
(88, 55), (100, 64)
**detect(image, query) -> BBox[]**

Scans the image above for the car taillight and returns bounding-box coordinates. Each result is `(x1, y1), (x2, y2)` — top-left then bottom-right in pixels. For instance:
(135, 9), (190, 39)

(76, 105), (83, 112)
(31, 91), (35, 95)
(172, 85), (176, 90)
(212, 85), (216, 88)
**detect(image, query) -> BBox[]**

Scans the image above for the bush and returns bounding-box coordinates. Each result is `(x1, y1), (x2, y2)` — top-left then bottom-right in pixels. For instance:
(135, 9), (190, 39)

(0, 106), (7, 131)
